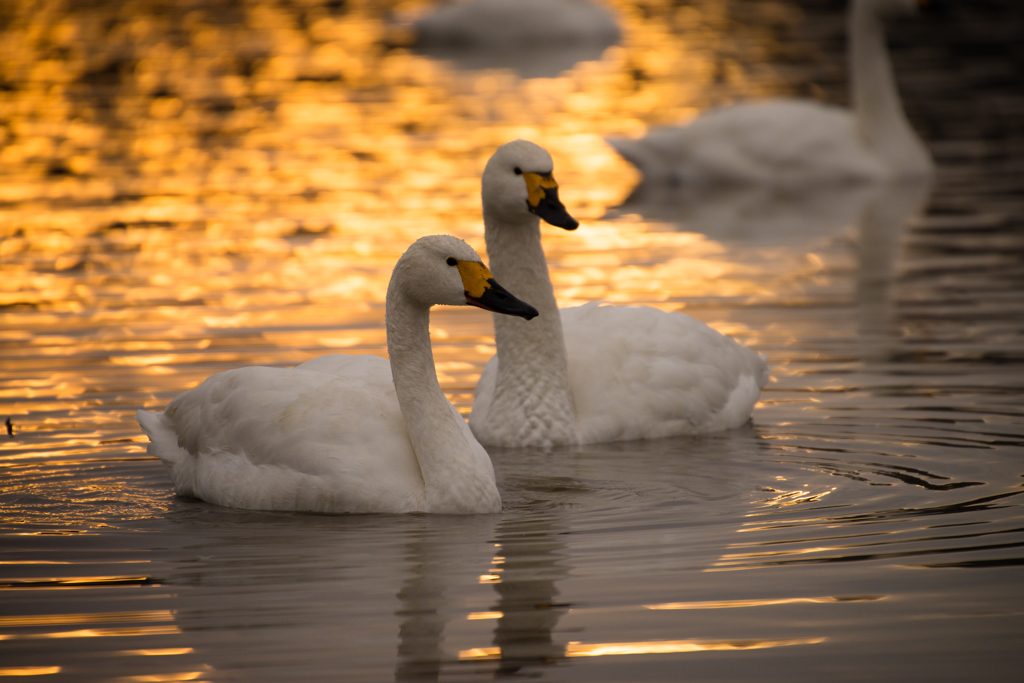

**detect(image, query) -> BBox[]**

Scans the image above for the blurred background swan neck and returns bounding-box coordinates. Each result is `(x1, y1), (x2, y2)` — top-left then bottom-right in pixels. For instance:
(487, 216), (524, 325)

(849, 0), (932, 176)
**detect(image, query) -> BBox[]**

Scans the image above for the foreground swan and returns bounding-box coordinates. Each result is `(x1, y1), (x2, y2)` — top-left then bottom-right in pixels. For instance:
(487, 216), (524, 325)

(470, 141), (769, 447)
(137, 236), (538, 514)
(608, 0), (933, 188)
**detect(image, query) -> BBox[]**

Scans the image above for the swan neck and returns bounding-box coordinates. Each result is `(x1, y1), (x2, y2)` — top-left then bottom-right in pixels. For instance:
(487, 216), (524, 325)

(482, 209), (577, 446)
(848, 2), (930, 174)
(385, 287), (494, 510)
(483, 210), (562, 323)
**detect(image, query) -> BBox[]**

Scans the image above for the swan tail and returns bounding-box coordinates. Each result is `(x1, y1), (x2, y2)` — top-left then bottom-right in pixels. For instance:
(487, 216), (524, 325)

(758, 354), (771, 389)
(606, 136), (674, 183)
(136, 409), (198, 496)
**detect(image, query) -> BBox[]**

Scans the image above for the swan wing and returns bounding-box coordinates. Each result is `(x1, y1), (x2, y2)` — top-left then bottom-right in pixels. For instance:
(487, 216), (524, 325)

(562, 303), (769, 443)
(137, 355), (426, 513)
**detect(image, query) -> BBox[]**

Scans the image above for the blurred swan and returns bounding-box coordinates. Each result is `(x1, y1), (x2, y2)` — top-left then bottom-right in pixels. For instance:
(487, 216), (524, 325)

(608, 0), (933, 189)
(136, 236), (539, 514)
(412, 0), (620, 78)
(469, 141), (769, 448)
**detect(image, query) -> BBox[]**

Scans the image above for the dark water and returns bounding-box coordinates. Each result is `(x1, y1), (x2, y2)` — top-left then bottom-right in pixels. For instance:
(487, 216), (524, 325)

(2, 1), (1023, 681)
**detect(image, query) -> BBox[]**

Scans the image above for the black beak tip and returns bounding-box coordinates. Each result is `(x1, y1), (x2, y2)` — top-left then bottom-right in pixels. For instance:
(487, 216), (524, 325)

(468, 280), (539, 321)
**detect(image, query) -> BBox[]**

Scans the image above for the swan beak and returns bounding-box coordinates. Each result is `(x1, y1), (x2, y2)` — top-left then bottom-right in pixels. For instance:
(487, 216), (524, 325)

(456, 261), (539, 320)
(523, 172), (579, 231)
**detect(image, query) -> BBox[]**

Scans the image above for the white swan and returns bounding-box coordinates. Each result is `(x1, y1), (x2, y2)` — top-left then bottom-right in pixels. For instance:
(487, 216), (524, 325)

(413, 0), (619, 47)
(136, 235), (539, 514)
(469, 141), (769, 447)
(411, 0), (621, 78)
(607, 0), (933, 189)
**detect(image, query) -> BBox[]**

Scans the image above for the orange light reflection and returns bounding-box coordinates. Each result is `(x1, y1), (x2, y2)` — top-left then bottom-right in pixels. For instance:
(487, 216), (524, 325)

(0, 668), (62, 677)
(459, 637), (826, 660)
(645, 595), (886, 610)
(1, 0), (806, 464)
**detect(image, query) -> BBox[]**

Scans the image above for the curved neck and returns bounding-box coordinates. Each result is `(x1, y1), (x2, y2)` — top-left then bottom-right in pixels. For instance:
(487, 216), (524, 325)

(482, 209), (577, 446)
(385, 288), (495, 511)
(848, 1), (931, 175)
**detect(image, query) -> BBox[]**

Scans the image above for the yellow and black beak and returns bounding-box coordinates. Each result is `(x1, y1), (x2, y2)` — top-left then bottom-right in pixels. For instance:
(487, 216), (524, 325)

(454, 260), (538, 320)
(523, 172), (579, 231)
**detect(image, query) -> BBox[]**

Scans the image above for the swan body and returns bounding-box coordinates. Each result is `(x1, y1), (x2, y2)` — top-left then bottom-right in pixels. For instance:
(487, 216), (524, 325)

(411, 0), (621, 78)
(469, 140), (769, 447)
(473, 302), (769, 445)
(414, 0), (619, 50)
(608, 100), (886, 190)
(137, 235), (538, 514)
(608, 0), (933, 187)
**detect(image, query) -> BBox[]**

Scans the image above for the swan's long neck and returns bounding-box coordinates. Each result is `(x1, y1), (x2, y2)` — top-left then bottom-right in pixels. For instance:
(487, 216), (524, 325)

(483, 209), (578, 447)
(849, 1), (932, 176)
(385, 288), (499, 512)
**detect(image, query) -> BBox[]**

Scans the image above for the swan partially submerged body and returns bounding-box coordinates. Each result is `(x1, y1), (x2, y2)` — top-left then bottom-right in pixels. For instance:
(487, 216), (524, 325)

(469, 141), (769, 448)
(413, 0), (619, 49)
(411, 0), (621, 78)
(608, 0), (933, 189)
(137, 236), (538, 514)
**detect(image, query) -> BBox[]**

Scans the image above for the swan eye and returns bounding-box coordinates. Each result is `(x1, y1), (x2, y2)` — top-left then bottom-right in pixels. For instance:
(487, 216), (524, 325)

(446, 257), (457, 266)
(514, 167), (522, 175)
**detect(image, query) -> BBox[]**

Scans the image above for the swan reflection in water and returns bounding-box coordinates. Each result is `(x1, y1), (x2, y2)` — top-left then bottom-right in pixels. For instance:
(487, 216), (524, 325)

(854, 177), (933, 343)
(610, 173), (933, 349)
(480, 516), (571, 675)
(395, 514), (572, 680)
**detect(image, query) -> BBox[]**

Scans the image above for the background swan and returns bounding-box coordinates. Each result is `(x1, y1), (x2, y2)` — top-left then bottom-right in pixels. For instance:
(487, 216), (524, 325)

(469, 141), (769, 448)
(410, 0), (620, 78)
(137, 235), (538, 514)
(607, 0), (933, 189)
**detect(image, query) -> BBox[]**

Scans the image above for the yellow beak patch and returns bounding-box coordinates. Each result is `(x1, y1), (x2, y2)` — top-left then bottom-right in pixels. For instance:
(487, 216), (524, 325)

(523, 172), (558, 208)
(455, 261), (494, 298)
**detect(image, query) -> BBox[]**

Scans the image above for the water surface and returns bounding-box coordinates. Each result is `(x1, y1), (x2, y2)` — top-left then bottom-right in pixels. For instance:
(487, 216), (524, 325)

(2, 1), (1022, 681)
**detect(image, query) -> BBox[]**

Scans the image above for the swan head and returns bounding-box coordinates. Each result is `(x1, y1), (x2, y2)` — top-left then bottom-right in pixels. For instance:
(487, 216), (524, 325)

(482, 140), (579, 231)
(391, 235), (539, 320)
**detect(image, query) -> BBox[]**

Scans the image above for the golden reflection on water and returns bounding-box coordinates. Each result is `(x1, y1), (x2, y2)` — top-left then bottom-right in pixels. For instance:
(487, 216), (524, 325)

(0, 625), (181, 640)
(460, 636), (826, 660)
(645, 595), (886, 609)
(467, 611), (503, 620)
(0, 668), (62, 677)
(0, 611), (172, 627)
(0, 575), (154, 589)
(118, 674), (209, 683)
(0, 0), (812, 458)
